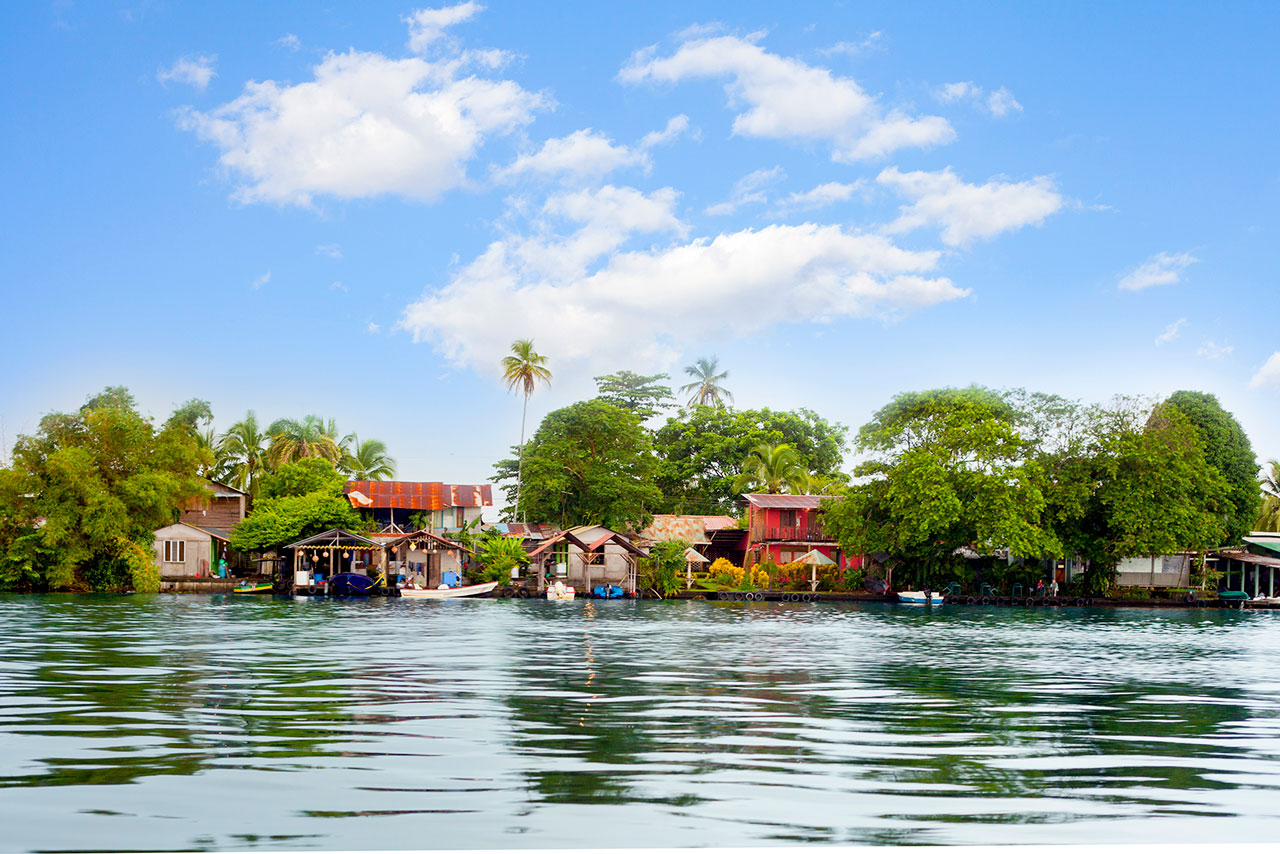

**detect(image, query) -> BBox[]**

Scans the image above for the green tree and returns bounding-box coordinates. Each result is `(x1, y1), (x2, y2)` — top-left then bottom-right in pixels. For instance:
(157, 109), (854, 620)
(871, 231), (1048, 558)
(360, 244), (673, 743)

(1257, 460), (1280, 532)
(733, 442), (809, 495)
(822, 387), (1060, 588)
(501, 339), (552, 522)
(0, 387), (209, 592)
(229, 458), (365, 551)
(216, 411), (269, 497)
(1163, 390), (1260, 543)
(260, 458), (348, 499)
(341, 434), (396, 480)
(680, 356), (733, 408)
(475, 532), (530, 583)
(494, 400), (661, 531)
(593, 370), (675, 420)
(653, 407), (847, 514)
(265, 415), (342, 470)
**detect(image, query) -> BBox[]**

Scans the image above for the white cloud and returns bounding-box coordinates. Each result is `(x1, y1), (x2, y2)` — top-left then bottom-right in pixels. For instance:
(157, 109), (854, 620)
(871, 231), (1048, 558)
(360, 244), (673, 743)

(1117, 251), (1198, 291)
(1251, 353), (1280, 391)
(498, 129), (647, 182)
(936, 81), (1022, 117)
(401, 192), (968, 372)
(276, 33), (301, 51)
(639, 114), (690, 148)
(179, 44), (544, 206)
(1196, 339), (1233, 359)
(706, 166), (784, 215)
(158, 55), (216, 90)
(878, 166), (1062, 246)
(252, 272), (270, 289)
(367, 321), (382, 334)
(776, 180), (866, 213)
(823, 32), (884, 56)
(619, 34), (953, 162)
(405, 2), (483, 53)
(1155, 317), (1187, 346)
(316, 243), (342, 258)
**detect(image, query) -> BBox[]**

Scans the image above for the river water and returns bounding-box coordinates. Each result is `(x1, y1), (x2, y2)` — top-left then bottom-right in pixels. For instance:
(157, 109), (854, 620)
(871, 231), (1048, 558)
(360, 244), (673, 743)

(3, 594), (1280, 851)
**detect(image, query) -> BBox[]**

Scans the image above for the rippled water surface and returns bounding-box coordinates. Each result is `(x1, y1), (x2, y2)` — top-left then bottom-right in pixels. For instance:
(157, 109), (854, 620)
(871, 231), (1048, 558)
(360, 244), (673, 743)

(5, 594), (1280, 850)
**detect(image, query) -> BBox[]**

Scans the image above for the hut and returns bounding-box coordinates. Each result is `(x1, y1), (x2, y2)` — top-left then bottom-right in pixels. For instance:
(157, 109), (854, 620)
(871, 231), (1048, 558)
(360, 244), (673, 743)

(153, 522), (229, 578)
(525, 525), (647, 595)
(380, 529), (474, 588)
(284, 529), (387, 589)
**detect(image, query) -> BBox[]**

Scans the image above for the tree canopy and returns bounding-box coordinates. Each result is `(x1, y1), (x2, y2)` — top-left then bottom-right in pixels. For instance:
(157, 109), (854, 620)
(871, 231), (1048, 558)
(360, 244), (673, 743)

(229, 459), (366, 552)
(593, 370), (675, 420)
(1163, 390), (1259, 543)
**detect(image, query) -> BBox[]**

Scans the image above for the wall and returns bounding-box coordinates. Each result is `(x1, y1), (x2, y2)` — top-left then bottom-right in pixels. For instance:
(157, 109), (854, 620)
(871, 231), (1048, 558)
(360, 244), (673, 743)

(1114, 555), (1192, 588)
(153, 524), (214, 578)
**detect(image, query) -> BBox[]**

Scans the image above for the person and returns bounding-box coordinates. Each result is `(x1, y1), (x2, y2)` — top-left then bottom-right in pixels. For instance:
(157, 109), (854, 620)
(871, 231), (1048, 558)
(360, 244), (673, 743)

(1036, 579), (1045, 595)
(1048, 579), (1059, 597)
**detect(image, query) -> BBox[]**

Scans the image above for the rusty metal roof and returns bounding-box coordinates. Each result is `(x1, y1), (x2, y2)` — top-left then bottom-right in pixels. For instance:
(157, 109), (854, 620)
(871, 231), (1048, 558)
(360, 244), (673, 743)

(344, 481), (493, 510)
(744, 494), (826, 510)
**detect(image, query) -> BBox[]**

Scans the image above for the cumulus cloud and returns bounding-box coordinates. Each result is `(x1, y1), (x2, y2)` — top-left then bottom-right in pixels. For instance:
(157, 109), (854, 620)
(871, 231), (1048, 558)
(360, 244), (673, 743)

(937, 81), (1022, 116)
(878, 167), (1062, 246)
(158, 55), (216, 90)
(330, 281), (348, 292)
(639, 114), (690, 148)
(498, 129), (648, 181)
(1251, 353), (1280, 391)
(706, 167), (784, 215)
(1118, 251), (1198, 291)
(405, 1), (483, 53)
(1155, 318), (1187, 346)
(620, 34), (953, 162)
(822, 32), (884, 56)
(178, 13), (544, 206)
(401, 192), (968, 372)
(1196, 339), (1233, 359)
(776, 180), (866, 213)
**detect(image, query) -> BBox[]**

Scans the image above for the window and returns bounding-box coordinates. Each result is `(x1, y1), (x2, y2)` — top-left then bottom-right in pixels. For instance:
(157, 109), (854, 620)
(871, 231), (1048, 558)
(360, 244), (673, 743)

(778, 509), (798, 527)
(163, 540), (185, 563)
(455, 507), (465, 528)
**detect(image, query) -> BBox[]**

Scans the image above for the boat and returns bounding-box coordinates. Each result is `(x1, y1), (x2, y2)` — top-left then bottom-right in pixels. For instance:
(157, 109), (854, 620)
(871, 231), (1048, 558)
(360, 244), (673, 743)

(399, 581), (500, 600)
(546, 581), (576, 600)
(896, 590), (945, 605)
(232, 582), (272, 594)
(328, 573), (378, 596)
(592, 585), (626, 599)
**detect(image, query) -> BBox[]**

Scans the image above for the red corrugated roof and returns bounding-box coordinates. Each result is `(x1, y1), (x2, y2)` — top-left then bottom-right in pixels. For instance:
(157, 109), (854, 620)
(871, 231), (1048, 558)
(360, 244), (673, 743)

(344, 481), (493, 510)
(744, 494), (825, 510)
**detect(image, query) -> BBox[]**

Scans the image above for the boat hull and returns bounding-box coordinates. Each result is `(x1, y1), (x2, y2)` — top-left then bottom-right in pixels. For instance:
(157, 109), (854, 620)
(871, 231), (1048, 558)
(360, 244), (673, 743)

(400, 581), (500, 600)
(233, 584), (273, 594)
(897, 591), (945, 605)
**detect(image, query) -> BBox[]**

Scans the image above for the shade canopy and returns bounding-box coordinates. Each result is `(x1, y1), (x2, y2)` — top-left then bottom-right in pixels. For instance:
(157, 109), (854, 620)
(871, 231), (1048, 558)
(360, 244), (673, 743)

(683, 547), (709, 564)
(794, 548), (836, 566)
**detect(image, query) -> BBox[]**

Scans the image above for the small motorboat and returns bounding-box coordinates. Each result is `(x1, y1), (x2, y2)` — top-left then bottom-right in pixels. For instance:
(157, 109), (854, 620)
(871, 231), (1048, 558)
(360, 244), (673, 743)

(399, 581), (500, 600)
(896, 590), (945, 605)
(592, 585), (625, 599)
(546, 581), (576, 600)
(232, 582), (273, 594)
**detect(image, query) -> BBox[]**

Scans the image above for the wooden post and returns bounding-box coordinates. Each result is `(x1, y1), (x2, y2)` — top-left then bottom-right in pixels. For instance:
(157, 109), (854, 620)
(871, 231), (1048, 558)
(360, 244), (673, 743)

(686, 560), (692, 590)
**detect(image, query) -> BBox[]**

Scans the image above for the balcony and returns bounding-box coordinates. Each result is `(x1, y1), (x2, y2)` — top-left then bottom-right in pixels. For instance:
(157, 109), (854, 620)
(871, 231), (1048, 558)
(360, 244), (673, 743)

(750, 524), (829, 543)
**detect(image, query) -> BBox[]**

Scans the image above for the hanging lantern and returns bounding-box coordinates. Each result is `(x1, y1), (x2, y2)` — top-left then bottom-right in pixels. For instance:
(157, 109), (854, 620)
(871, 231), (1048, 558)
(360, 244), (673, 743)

(343, 551), (350, 558)
(323, 550), (330, 558)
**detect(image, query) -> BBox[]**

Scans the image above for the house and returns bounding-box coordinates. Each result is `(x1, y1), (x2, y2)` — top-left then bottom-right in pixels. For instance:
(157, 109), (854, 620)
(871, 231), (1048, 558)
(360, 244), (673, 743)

(525, 525), (647, 594)
(1213, 533), (1280, 597)
(344, 480), (492, 532)
(742, 494), (860, 570)
(180, 478), (247, 539)
(374, 528), (474, 588)
(636, 514), (747, 566)
(153, 522), (229, 578)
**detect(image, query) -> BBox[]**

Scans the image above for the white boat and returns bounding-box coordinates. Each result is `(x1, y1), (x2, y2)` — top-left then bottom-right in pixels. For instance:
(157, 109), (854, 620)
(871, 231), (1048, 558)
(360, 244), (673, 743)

(897, 590), (945, 605)
(546, 581), (576, 600)
(399, 581), (500, 600)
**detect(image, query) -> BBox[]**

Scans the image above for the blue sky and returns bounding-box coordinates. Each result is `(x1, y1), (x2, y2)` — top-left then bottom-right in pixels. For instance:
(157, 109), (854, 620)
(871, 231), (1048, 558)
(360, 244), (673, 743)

(2, 1), (1278, 485)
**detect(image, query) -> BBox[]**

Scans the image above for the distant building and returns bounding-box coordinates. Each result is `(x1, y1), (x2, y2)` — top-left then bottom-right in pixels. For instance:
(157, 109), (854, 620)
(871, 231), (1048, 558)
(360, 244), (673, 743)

(180, 479), (247, 540)
(153, 522), (229, 578)
(636, 513), (746, 565)
(344, 480), (492, 532)
(742, 494), (859, 570)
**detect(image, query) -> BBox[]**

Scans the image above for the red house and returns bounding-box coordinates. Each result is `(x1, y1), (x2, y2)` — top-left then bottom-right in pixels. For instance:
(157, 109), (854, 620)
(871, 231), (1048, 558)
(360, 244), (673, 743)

(743, 494), (860, 571)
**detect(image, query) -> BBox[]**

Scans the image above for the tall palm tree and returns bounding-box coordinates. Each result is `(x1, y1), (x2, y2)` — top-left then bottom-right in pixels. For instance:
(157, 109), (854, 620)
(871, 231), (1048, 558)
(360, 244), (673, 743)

(265, 415), (342, 470)
(733, 443), (809, 495)
(501, 339), (552, 522)
(217, 411), (269, 495)
(681, 356), (733, 408)
(342, 435), (396, 480)
(1258, 460), (1280, 532)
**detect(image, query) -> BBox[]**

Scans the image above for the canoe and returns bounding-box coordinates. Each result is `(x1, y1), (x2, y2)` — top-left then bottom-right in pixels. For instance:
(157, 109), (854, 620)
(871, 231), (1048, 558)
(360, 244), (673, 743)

(897, 590), (945, 605)
(399, 581), (500, 600)
(232, 583), (272, 594)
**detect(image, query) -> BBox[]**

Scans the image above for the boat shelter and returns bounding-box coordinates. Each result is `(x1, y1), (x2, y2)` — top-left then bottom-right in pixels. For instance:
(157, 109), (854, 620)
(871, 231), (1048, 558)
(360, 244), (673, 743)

(285, 529), (386, 589)
(525, 526), (648, 594)
(381, 528), (474, 588)
(1215, 536), (1280, 598)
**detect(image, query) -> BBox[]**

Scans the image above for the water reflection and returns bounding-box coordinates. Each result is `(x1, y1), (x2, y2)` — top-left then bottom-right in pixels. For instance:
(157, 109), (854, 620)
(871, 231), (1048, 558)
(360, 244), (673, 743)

(3, 594), (1280, 849)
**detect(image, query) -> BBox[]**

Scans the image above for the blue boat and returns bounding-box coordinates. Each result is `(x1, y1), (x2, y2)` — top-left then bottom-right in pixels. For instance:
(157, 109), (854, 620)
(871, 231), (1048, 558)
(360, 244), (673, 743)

(328, 573), (376, 596)
(592, 585), (625, 599)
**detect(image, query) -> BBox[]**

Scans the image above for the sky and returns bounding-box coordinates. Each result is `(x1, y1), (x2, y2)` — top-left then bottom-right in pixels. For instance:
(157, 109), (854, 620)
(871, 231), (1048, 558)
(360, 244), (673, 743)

(2, 1), (1278, 486)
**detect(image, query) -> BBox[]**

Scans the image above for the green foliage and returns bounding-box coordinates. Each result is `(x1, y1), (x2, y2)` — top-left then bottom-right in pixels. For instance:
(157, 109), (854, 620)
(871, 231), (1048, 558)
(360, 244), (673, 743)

(229, 458), (364, 551)
(1258, 460), (1280, 532)
(593, 370), (675, 420)
(680, 356), (732, 408)
(341, 435), (396, 480)
(733, 442), (809, 495)
(653, 407), (847, 514)
(1163, 390), (1260, 543)
(475, 532), (530, 583)
(639, 539), (690, 597)
(216, 411), (268, 497)
(265, 415), (342, 469)
(261, 458), (348, 499)
(0, 387), (210, 591)
(494, 400), (661, 530)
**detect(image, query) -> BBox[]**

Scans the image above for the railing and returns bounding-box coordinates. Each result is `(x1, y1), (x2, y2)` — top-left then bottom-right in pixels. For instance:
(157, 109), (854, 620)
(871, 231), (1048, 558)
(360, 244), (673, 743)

(749, 524), (828, 542)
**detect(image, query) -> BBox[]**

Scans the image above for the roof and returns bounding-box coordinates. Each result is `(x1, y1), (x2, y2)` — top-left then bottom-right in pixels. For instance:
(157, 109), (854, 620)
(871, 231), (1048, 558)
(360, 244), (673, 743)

(156, 521), (231, 541)
(637, 514), (739, 545)
(1244, 536), (1280, 557)
(382, 529), (474, 554)
(285, 528), (384, 549)
(744, 494), (827, 510)
(1216, 548), (1280, 569)
(204, 478), (248, 498)
(344, 481), (493, 511)
(527, 529), (592, 558)
(491, 522), (560, 540)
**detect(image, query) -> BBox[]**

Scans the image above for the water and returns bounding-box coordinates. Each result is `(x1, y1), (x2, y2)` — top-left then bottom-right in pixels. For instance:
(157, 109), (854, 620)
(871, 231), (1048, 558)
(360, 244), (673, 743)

(3, 595), (1280, 851)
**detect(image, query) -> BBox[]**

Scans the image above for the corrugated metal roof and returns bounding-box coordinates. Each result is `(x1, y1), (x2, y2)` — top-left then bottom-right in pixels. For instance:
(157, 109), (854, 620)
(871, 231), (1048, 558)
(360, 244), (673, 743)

(744, 494), (825, 510)
(1218, 548), (1280, 569)
(637, 514), (740, 544)
(344, 481), (493, 510)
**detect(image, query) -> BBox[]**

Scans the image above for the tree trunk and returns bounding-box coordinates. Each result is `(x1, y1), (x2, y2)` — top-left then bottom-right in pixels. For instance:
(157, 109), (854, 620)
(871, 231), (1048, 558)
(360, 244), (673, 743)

(515, 393), (528, 523)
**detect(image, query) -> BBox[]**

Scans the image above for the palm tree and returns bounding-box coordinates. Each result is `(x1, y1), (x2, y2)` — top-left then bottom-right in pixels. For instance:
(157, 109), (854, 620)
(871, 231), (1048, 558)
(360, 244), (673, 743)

(681, 356), (733, 408)
(733, 443), (809, 495)
(265, 415), (342, 470)
(1258, 460), (1280, 532)
(217, 411), (269, 495)
(342, 435), (396, 480)
(501, 339), (552, 522)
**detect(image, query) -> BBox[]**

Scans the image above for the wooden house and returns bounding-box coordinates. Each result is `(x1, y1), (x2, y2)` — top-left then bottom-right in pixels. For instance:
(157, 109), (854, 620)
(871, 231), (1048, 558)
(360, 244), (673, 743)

(344, 480), (492, 532)
(376, 528), (474, 588)
(180, 479), (247, 538)
(153, 522), (229, 578)
(743, 494), (859, 570)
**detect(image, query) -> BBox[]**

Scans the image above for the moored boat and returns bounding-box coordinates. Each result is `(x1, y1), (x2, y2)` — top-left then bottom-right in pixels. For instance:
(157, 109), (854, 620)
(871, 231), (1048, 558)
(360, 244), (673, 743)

(232, 582), (272, 594)
(896, 590), (945, 605)
(546, 581), (576, 600)
(399, 581), (500, 600)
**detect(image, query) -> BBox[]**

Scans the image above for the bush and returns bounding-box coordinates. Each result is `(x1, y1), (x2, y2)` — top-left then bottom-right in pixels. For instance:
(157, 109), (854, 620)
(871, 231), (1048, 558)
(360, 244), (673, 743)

(640, 540), (689, 598)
